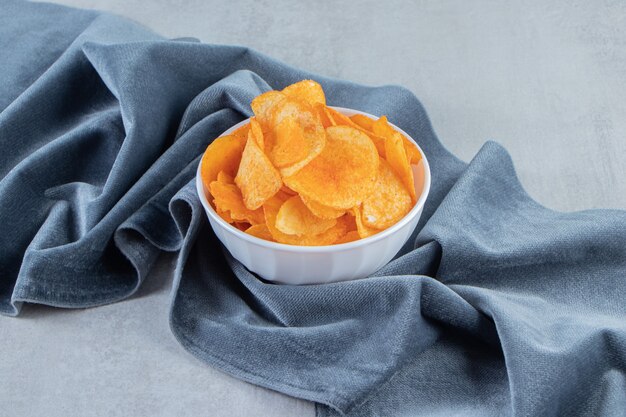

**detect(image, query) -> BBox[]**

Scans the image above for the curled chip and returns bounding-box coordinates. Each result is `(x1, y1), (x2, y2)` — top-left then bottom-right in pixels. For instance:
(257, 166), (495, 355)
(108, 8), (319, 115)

(352, 206), (382, 239)
(209, 171), (264, 225)
(202, 80), (423, 246)
(300, 194), (345, 219)
(373, 116), (416, 202)
(335, 230), (360, 244)
(281, 80), (326, 106)
(269, 99), (326, 176)
(245, 224), (274, 241)
(362, 159), (412, 229)
(284, 125), (379, 209)
(200, 133), (247, 188)
(275, 195), (337, 235)
(235, 130), (282, 210)
(251, 90), (287, 127)
(249, 117), (265, 150)
(264, 195), (350, 245)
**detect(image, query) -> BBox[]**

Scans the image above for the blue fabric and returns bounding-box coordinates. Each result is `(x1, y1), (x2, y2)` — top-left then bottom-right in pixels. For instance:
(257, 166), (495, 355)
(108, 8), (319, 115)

(2, 1), (625, 416)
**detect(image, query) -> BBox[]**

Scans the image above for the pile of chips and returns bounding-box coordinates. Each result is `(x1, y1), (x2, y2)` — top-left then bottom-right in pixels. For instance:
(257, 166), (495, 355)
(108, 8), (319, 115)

(200, 80), (422, 246)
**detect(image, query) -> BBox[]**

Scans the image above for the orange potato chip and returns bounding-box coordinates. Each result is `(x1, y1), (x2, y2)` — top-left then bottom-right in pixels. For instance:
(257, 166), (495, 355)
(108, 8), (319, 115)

(234, 222), (251, 231)
(283, 125), (379, 209)
(271, 117), (311, 167)
(245, 224), (274, 241)
(315, 103), (334, 128)
(269, 99), (326, 176)
(354, 113), (420, 164)
(264, 196), (349, 245)
(251, 90), (287, 128)
(362, 159), (412, 229)
(351, 206), (382, 239)
(281, 185), (297, 195)
(216, 207), (233, 223)
(349, 114), (375, 131)
(209, 173), (264, 225)
(275, 195), (337, 235)
(235, 133), (282, 210)
(281, 79), (326, 106)
(231, 123), (251, 140)
(373, 116), (416, 202)
(300, 194), (345, 219)
(404, 139), (422, 165)
(324, 106), (359, 127)
(200, 133), (247, 188)
(249, 118), (265, 150)
(335, 230), (360, 244)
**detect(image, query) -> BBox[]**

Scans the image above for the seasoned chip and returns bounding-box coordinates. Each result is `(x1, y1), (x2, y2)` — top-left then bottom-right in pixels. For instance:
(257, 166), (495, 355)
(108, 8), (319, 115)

(264, 196), (349, 245)
(404, 139), (422, 165)
(281, 79), (326, 106)
(269, 99), (326, 176)
(324, 106), (358, 127)
(373, 116), (416, 202)
(209, 172), (264, 225)
(251, 90), (287, 128)
(284, 125), (379, 209)
(200, 134), (247, 188)
(234, 222), (251, 231)
(351, 206), (382, 238)
(349, 114), (375, 131)
(335, 230), (360, 244)
(271, 117), (311, 167)
(315, 103), (334, 128)
(245, 224), (274, 241)
(362, 159), (412, 229)
(235, 133), (282, 210)
(231, 123), (251, 140)
(300, 194), (345, 219)
(275, 195), (337, 235)
(249, 118), (265, 150)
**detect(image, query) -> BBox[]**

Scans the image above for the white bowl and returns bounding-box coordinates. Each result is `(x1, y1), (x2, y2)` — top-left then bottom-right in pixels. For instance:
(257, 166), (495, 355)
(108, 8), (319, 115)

(196, 107), (431, 285)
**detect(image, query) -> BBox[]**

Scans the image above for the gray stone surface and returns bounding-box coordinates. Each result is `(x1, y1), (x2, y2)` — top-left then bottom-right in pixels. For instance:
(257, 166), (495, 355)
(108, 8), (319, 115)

(3, 1), (626, 416)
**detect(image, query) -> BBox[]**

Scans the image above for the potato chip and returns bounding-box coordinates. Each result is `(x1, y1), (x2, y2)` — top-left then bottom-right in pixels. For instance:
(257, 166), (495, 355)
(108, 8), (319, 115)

(335, 230), (360, 244)
(271, 117), (311, 167)
(404, 139), (422, 165)
(373, 116), (416, 202)
(249, 118), (265, 150)
(264, 196), (349, 245)
(315, 103), (334, 128)
(300, 194), (345, 219)
(235, 133), (282, 210)
(216, 207), (233, 223)
(351, 206), (382, 238)
(281, 79), (326, 106)
(355, 113), (420, 164)
(251, 90), (287, 128)
(350, 114), (375, 131)
(281, 185), (297, 195)
(245, 224), (274, 241)
(283, 125), (379, 209)
(324, 106), (358, 127)
(209, 173), (264, 225)
(362, 159), (412, 229)
(275, 195), (337, 235)
(269, 99), (326, 176)
(234, 222), (251, 231)
(200, 134), (247, 188)
(231, 123), (251, 140)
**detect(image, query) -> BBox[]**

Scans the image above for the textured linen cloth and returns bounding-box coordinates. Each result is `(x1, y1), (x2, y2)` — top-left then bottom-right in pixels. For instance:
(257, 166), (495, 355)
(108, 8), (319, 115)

(1, 1), (625, 416)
